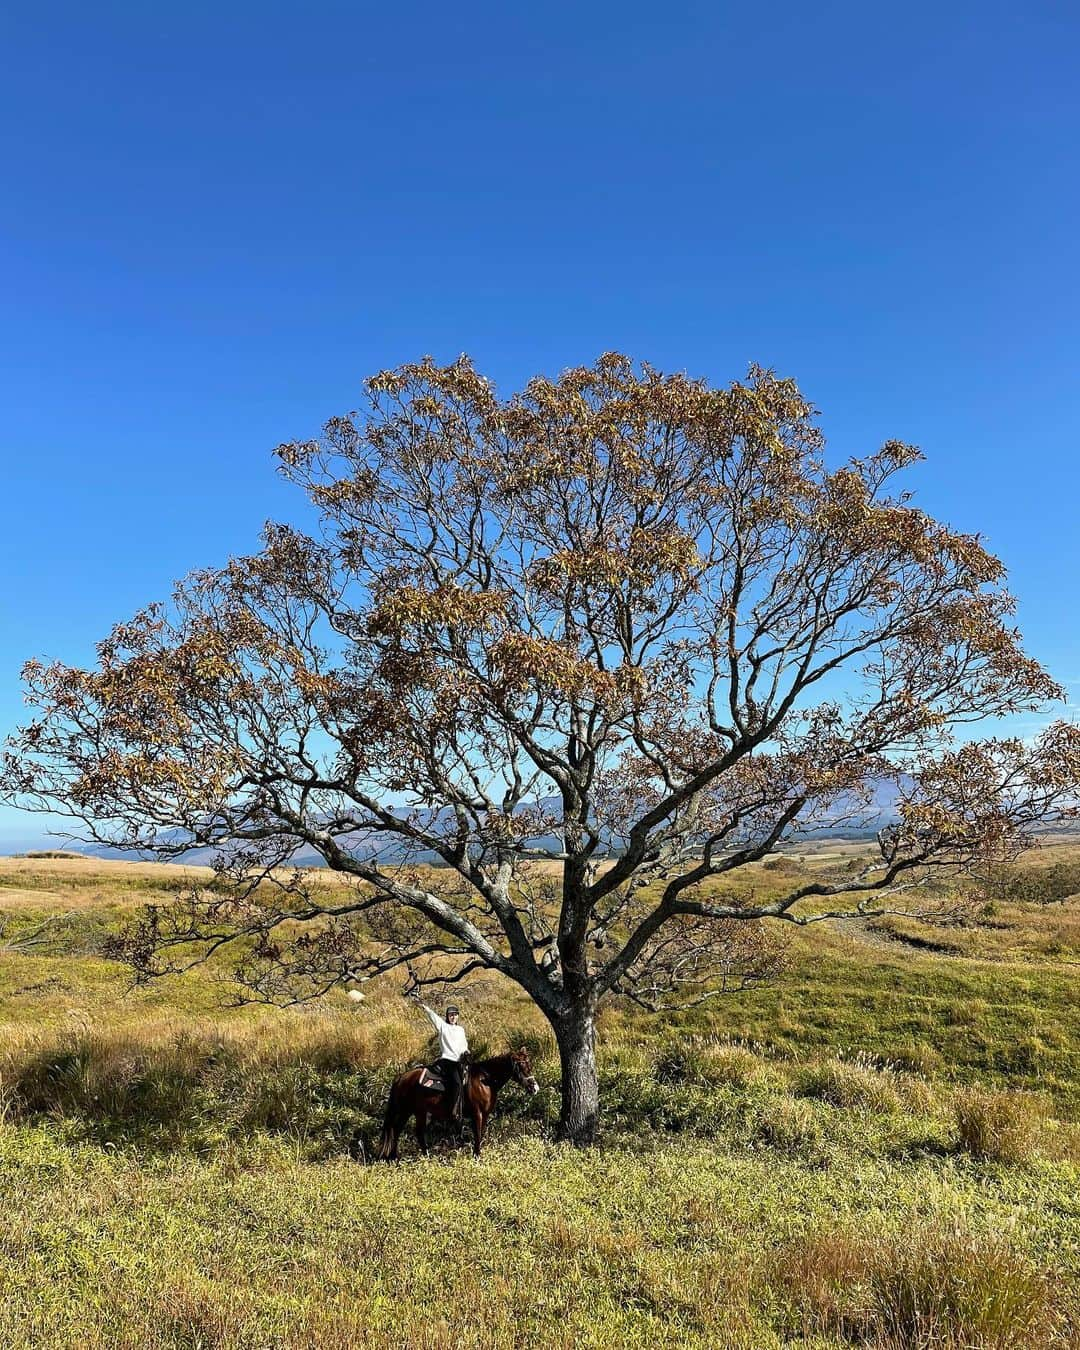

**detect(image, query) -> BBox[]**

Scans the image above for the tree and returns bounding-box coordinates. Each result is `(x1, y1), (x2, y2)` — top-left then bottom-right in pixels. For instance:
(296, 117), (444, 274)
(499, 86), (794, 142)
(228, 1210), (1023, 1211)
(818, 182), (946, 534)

(5, 354), (1078, 1143)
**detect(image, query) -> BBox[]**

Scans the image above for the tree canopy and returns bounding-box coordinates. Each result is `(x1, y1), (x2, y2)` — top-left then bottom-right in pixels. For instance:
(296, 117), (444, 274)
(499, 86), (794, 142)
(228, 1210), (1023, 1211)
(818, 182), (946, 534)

(5, 354), (1077, 1140)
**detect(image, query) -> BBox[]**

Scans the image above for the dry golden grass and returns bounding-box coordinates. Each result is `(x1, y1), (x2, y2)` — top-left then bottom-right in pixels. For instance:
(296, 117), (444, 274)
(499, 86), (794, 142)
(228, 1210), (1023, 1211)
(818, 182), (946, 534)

(953, 1086), (1045, 1164)
(0, 854), (217, 911)
(871, 897), (1080, 963)
(768, 1222), (1061, 1348)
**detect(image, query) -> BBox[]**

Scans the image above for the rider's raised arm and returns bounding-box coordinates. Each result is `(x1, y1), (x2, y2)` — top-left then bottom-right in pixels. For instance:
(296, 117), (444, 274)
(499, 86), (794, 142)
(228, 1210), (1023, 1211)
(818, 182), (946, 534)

(417, 1000), (444, 1032)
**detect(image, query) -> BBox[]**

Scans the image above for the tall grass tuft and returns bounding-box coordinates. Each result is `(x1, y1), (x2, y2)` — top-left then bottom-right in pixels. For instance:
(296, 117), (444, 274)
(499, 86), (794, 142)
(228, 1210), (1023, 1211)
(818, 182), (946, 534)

(753, 1097), (826, 1158)
(871, 1224), (1056, 1348)
(954, 1087), (1043, 1164)
(651, 1040), (772, 1090)
(0, 1018), (398, 1149)
(770, 1222), (1057, 1348)
(793, 1053), (902, 1113)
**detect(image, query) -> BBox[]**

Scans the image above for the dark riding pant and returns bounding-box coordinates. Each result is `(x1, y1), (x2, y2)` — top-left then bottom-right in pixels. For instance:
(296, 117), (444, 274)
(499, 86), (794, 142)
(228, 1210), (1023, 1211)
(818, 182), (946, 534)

(434, 1057), (464, 1120)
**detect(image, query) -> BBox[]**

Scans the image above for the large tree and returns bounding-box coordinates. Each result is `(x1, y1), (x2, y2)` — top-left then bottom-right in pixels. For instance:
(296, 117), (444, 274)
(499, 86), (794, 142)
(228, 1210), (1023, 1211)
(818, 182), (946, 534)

(5, 355), (1078, 1142)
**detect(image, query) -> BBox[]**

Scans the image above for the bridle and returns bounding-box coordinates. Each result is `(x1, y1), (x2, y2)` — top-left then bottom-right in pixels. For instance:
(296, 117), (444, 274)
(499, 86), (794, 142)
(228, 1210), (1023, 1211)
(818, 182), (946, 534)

(510, 1051), (540, 1095)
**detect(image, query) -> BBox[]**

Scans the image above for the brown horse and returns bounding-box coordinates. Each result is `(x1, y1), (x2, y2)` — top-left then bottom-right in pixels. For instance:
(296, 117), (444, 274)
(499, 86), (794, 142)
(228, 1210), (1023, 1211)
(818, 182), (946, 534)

(372, 1049), (539, 1160)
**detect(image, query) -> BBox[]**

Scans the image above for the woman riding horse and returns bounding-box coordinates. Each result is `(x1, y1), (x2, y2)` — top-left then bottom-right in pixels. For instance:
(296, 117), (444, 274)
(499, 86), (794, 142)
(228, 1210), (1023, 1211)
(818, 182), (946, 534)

(413, 997), (469, 1121)
(374, 1047), (539, 1160)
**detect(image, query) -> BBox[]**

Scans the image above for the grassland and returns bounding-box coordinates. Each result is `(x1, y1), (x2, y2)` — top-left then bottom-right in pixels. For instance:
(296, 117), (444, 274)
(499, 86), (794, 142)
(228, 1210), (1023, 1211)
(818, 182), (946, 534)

(0, 847), (1077, 1347)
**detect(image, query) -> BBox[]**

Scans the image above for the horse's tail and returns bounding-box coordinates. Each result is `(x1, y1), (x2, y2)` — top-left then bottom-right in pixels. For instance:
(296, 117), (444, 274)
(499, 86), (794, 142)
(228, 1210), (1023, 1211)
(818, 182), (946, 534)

(374, 1079), (402, 1162)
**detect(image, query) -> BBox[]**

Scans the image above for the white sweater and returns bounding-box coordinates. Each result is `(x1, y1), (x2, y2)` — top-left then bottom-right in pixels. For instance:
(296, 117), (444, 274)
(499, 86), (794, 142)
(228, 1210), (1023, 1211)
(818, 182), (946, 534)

(421, 1004), (469, 1061)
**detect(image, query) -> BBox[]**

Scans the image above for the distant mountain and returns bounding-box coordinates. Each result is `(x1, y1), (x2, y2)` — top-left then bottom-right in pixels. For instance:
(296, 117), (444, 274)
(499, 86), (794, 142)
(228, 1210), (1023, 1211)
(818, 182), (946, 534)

(797, 776), (909, 838)
(76, 778), (910, 867)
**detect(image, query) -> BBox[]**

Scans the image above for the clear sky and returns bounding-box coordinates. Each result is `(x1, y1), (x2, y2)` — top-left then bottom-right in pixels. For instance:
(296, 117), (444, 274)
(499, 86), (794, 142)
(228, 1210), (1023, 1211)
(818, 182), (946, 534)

(1, 1), (1078, 849)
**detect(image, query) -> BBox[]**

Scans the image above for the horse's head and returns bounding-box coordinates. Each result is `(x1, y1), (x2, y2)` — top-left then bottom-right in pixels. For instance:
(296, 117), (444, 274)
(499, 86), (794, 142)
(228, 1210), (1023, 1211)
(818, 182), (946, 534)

(509, 1047), (540, 1095)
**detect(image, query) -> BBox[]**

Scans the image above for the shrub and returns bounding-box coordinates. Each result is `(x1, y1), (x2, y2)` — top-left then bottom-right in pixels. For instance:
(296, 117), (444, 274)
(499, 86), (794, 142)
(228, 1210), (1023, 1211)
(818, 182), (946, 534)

(17, 849), (85, 859)
(601, 1065), (704, 1134)
(652, 1048), (698, 1085)
(893, 1073), (940, 1116)
(954, 1088), (1043, 1164)
(0, 1020), (397, 1150)
(992, 859), (1080, 905)
(762, 855), (802, 874)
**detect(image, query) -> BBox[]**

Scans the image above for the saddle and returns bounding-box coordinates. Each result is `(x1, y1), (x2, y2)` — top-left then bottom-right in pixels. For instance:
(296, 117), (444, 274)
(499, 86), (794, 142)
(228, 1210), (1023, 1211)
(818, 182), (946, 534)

(417, 1065), (448, 1093)
(416, 1057), (470, 1095)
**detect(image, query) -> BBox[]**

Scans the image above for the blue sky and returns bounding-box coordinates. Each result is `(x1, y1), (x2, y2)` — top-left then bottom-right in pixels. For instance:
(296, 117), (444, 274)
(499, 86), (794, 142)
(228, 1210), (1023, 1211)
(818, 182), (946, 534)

(1, 1), (1078, 849)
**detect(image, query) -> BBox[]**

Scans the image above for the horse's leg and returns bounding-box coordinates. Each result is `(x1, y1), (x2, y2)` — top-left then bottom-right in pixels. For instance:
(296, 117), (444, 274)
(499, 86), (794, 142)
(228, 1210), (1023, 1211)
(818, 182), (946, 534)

(391, 1111), (408, 1162)
(416, 1109), (429, 1156)
(470, 1107), (485, 1158)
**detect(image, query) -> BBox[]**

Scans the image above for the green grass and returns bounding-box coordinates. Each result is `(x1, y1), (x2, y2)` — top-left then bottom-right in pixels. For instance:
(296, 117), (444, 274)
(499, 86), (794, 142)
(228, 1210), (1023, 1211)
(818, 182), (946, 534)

(1, 1126), (1076, 1348)
(602, 938), (1080, 1114)
(0, 851), (1077, 1346)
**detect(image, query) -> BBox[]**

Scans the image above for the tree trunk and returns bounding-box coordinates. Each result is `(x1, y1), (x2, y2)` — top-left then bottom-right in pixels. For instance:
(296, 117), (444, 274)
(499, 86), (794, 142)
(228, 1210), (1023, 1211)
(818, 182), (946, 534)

(554, 1008), (599, 1145)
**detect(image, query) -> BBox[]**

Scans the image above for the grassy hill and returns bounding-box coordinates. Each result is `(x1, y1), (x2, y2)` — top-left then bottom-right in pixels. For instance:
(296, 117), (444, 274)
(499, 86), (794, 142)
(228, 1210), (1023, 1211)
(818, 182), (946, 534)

(0, 848), (1077, 1347)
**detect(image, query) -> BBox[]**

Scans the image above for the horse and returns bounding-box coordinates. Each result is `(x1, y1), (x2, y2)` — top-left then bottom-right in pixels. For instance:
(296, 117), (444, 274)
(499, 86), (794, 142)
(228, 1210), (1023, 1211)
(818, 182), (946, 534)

(370, 1048), (539, 1161)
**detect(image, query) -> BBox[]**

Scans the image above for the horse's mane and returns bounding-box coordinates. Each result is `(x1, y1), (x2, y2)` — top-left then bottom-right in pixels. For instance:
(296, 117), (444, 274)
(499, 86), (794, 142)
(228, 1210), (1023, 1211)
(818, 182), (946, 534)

(473, 1052), (515, 1070)
(470, 1052), (520, 1085)
(472, 1053), (515, 1074)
